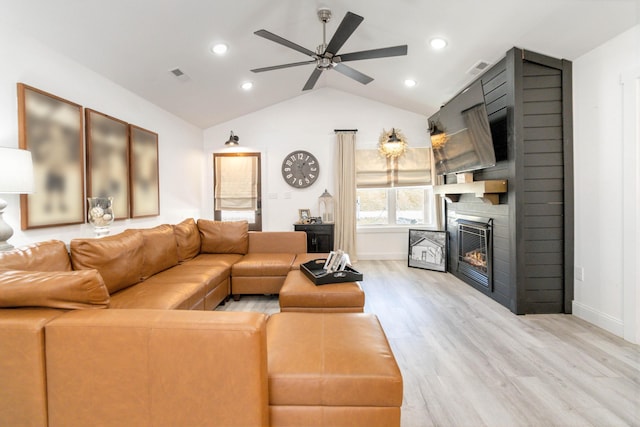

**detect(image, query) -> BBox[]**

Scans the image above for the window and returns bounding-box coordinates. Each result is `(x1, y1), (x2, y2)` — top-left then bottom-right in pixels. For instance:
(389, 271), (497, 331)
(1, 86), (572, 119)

(357, 186), (433, 226)
(355, 147), (435, 227)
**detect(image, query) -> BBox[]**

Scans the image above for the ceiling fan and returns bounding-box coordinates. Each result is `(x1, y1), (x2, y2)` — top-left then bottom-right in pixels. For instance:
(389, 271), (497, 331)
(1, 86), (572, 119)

(250, 8), (408, 91)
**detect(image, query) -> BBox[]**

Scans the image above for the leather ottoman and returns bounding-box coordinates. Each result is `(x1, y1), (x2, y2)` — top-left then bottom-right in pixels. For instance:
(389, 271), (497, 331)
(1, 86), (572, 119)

(266, 312), (403, 427)
(279, 270), (364, 313)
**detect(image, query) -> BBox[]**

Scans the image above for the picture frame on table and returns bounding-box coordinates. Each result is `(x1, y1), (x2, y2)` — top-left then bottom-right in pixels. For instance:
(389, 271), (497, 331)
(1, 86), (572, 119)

(85, 109), (130, 220)
(17, 83), (85, 229)
(129, 124), (159, 218)
(298, 208), (310, 224)
(408, 229), (447, 272)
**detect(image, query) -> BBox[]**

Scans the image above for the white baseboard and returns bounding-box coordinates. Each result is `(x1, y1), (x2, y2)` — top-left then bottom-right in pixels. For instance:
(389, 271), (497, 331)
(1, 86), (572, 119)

(572, 301), (624, 338)
(357, 252), (406, 261)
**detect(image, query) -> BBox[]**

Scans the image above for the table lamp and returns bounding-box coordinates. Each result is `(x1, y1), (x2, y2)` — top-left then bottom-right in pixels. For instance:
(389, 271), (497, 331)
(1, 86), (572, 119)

(0, 147), (35, 251)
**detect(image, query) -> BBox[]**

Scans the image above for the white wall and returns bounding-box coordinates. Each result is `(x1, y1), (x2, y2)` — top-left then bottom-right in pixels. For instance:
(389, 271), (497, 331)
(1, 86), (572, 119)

(572, 24), (640, 342)
(0, 26), (204, 247)
(202, 88), (429, 260)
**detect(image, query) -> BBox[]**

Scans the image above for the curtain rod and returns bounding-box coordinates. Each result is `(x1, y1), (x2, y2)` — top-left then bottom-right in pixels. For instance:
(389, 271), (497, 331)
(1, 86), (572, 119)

(334, 129), (358, 132)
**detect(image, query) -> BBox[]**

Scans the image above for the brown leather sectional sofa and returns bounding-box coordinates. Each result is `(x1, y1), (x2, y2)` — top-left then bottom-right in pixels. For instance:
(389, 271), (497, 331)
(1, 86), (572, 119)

(0, 218), (403, 426)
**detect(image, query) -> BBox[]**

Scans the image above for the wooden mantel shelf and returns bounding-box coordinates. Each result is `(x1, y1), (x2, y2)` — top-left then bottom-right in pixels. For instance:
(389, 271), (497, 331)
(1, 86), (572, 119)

(434, 180), (508, 205)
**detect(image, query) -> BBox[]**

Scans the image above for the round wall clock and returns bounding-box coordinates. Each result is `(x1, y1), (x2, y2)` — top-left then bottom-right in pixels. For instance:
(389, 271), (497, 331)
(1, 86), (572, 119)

(281, 150), (319, 188)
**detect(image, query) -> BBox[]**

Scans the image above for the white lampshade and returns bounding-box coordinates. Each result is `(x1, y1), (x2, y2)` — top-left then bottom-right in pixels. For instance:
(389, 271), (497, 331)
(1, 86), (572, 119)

(0, 147), (35, 194)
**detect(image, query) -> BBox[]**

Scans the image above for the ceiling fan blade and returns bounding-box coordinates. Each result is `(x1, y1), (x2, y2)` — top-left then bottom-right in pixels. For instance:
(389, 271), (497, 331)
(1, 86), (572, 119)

(325, 12), (364, 55)
(333, 63), (374, 85)
(339, 45), (408, 62)
(254, 29), (316, 57)
(303, 68), (323, 91)
(251, 60), (316, 73)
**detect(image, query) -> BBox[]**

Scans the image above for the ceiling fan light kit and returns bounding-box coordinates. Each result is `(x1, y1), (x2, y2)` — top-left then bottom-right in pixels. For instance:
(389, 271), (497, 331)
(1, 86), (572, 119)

(251, 8), (408, 91)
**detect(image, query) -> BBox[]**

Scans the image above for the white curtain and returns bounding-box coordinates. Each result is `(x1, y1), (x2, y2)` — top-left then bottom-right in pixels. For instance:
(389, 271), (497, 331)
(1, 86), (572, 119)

(334, 131), (357, 261)
(431, 149), (445, 230)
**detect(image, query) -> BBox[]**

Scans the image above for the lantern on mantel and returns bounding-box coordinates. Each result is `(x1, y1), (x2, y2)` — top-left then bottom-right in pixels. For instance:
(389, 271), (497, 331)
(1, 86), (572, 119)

(318, 189), (334, 223)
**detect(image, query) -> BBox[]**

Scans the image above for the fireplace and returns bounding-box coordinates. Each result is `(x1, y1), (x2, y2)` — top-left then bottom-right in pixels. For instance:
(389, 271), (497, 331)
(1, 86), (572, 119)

(457, 218), (493, 289)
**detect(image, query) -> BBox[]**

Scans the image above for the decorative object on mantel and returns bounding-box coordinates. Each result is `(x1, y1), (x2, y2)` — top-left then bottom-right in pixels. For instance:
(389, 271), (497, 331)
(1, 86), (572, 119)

(17, 83), (86, 230)
(318, 189), (334, 223)
(434, 180), (508, 205)
(224, 131), (239, 146)
(87, 196), (114, 237)
(378, 128), (408, 158)
(0, 147), (34, 250)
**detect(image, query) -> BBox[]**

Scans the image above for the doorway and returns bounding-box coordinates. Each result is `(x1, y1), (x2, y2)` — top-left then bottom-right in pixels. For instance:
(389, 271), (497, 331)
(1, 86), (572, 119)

(213, 152), (262, 231)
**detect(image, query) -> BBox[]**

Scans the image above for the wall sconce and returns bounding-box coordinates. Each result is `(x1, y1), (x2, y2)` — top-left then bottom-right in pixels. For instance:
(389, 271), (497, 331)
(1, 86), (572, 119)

(428, 121), (448, 150)
(224, 131), (239, 146)
(378, 128), (408, 158)
(0, 147), (35, 250)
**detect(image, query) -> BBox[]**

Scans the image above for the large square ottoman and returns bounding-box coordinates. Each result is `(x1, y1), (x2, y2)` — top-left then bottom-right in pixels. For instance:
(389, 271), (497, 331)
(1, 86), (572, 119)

(279, 270), (364, 313)
(267, 312), (403, 427)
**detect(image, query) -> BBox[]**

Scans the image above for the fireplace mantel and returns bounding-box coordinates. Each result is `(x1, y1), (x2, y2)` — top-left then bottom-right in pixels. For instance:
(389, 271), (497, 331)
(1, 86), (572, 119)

(434, 180), (508, 205)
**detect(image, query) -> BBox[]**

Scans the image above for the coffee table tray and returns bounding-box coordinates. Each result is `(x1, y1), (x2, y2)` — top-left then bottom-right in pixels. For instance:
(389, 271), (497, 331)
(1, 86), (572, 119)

(301, 259), (363, 285)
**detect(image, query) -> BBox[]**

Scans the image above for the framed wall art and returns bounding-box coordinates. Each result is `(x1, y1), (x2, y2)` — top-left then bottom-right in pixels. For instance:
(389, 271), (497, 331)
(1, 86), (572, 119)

(408, 229), (447, 272)
(17, 83), (85, 229)
(85, 109), (130, 220)
(129, 124), (159, 218)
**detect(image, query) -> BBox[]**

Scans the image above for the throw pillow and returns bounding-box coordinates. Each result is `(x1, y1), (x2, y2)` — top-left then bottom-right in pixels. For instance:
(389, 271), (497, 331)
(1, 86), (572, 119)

(173, 218), (201, 262)
(70, 229), (144, 294)
(197, 219), (248, 254)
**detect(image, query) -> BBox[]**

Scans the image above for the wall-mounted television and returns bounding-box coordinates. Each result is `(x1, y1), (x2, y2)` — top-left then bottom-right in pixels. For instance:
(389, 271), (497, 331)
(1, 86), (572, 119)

(428, 80), (496, 176)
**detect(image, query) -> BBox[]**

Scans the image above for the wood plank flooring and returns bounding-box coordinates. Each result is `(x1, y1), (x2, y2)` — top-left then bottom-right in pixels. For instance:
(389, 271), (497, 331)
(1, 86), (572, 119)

(216, 260), (640, 427)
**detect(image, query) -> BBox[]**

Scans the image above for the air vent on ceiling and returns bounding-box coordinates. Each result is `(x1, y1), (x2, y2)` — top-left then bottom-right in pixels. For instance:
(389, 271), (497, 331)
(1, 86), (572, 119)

(466, 60), (491, 76)
(169, 67), (191, 82)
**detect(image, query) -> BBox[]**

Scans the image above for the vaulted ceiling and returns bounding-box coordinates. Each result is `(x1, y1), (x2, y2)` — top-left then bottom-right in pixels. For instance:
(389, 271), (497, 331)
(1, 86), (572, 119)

(2, 0), (638, 128)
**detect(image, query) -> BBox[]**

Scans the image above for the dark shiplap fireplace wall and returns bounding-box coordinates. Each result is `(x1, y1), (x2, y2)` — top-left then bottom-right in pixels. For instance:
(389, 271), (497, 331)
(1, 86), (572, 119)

(443, 47), (574, 315)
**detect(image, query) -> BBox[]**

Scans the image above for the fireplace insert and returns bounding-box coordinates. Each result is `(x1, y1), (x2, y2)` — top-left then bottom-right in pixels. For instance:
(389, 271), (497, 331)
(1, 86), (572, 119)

(457, 218), (493, 289)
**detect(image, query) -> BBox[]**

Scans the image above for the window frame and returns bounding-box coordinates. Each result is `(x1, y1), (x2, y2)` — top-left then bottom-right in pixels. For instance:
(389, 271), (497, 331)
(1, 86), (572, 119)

(356, 185), (436, 229)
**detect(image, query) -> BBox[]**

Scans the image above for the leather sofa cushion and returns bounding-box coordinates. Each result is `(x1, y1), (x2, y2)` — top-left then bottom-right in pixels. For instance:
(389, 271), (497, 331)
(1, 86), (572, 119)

(198, 219), (248, 254)
(248, 231), (307, 254)
(136, 224), (179, 280)
(0, 308), (64, 427)
(267, 313), (403, 407)
(173, 218), (201, 262)
(70, 230), (144, 294)
(279, 270), (364, 312)
(231, 253), (295, 277)
(0, 240), (71, 272)
(0, 269), (110, 309)
(109, 278), (205, 310)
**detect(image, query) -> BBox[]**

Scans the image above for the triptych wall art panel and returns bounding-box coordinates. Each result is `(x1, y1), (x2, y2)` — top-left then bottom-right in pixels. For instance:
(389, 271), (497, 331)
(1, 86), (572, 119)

(17, 83), (160, 229)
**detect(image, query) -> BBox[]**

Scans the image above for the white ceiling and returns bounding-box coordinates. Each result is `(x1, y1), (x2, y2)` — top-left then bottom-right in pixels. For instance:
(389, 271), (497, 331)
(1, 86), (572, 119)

(2, 0), (638, 128)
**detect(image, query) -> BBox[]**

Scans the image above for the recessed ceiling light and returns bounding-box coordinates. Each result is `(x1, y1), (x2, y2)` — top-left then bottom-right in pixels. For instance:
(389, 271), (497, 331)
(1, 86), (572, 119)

(241, 81), (253, 91)
(211, 43), (228, 55)
(404, 79), (417, 88)
(429, 38), (447, 50)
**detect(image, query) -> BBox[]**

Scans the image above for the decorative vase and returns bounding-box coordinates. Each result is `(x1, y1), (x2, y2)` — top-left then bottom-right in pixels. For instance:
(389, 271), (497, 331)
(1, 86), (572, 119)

(87, 197), (114, 237)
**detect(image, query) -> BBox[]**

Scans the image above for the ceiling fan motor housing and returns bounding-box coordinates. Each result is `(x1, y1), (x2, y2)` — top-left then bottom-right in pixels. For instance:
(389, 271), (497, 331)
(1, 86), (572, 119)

(317, 8), (332, 23)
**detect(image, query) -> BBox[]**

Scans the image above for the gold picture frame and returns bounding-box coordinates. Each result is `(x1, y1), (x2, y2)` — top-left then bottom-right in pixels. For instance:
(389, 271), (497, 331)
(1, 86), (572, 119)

(17, 83), (85, 229)
(85, 109), (130, 220)
(129, 124), (159, 218)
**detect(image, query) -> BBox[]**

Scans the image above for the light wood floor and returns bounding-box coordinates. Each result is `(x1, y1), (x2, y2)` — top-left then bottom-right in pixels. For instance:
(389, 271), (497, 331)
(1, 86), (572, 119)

(217, 260), (640, 427)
